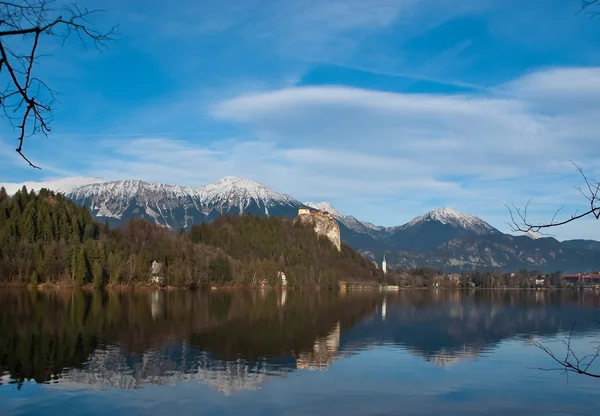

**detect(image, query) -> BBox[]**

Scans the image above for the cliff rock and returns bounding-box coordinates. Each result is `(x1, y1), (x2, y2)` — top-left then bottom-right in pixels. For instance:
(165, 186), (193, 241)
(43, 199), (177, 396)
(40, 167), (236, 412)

(294, 210), (341, 251)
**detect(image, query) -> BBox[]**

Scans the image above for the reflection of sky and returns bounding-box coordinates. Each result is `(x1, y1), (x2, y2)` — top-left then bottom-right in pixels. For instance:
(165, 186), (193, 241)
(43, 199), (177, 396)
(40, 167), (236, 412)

(2, 335), (600, 415)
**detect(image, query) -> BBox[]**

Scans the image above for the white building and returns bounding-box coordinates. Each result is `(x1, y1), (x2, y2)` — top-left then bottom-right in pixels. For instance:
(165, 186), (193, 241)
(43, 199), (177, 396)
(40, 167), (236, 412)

(382, 255), (387, 275)
(150, 260), (165, 285)
(298, 207), (311, 215)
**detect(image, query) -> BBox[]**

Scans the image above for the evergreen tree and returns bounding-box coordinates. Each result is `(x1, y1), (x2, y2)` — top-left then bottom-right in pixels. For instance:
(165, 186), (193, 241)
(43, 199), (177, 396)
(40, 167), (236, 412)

(107, 252), (122, 285)
(92, 261), (104, 288)
(0, 187), (8, 204)
(73, 247), (89, 285)
(209, 257), (232, 283)
(20, 200), (37, 243)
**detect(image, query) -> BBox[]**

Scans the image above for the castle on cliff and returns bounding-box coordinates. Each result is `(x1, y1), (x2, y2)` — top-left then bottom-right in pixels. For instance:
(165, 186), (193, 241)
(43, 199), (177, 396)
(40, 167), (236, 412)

(298, 207), (334, 219)
(295, 207), (341, 251)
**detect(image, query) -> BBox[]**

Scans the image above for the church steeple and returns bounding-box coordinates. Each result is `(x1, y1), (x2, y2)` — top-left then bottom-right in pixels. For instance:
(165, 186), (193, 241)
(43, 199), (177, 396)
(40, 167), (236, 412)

(382, 255), (387, 275)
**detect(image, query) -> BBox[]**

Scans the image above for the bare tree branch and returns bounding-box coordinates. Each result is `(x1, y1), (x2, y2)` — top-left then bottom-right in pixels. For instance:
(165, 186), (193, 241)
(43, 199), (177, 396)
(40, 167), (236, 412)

(0, 0), (117, 168)
(507, 162), (600, 233)
(579, 0), (600, 16)
(531, 322), (600, 379)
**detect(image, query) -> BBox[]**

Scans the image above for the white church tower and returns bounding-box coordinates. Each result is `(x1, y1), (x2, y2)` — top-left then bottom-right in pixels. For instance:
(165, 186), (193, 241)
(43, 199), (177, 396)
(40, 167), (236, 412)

(382, 255), (387, 275)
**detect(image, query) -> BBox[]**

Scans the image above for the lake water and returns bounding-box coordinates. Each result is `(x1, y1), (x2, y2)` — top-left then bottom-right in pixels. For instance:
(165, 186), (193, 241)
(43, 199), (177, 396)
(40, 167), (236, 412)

(1, 289), (599, 415)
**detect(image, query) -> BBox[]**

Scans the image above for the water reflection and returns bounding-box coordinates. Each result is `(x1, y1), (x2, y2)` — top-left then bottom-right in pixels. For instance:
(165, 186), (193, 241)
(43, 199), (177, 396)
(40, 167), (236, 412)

(0, 289), (599, 393)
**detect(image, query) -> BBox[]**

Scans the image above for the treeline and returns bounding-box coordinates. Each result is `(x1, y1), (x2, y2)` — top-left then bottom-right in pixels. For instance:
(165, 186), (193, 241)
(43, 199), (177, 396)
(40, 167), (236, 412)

(0, 187), (380, 287)
(385, 267), (569, 289)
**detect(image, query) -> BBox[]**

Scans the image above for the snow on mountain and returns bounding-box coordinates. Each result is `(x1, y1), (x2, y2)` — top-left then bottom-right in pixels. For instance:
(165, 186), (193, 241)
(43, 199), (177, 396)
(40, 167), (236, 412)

(400, 207), (499, 235)
(0, 177), (105, 196)
(303, 202), (345, 218)
(303, 201), (388, 237)
(64, 176), (302, 229)
(203, 177), (298, 215)
(524, 231), (542, 239)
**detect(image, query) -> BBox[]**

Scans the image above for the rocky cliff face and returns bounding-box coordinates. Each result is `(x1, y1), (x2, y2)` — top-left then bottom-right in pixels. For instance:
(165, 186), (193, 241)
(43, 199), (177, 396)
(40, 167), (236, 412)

(294, 211), (341, 251)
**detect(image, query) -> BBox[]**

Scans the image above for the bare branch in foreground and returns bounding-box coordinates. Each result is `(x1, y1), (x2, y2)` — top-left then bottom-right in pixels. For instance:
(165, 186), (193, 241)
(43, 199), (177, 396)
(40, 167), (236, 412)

(507, 162), (600, 234)
(0, 1), (118, 168)
(530, 323), (600, 379)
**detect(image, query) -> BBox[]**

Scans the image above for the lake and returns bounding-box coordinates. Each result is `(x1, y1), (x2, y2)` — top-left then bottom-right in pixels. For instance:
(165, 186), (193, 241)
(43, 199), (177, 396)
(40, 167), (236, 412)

(1, 289), (599, 415)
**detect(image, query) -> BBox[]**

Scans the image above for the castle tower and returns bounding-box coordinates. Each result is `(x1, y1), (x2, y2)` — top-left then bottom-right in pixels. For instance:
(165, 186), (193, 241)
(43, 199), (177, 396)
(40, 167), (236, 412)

(382, 255), (387, 275)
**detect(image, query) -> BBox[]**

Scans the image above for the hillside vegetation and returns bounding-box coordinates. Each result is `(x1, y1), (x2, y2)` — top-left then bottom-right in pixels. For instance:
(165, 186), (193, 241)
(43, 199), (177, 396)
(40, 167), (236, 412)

(0, 187), (381, 287)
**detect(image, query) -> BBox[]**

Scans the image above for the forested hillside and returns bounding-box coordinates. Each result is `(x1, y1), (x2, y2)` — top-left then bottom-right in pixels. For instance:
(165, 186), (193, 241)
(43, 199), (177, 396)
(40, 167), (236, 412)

(0, 187), (381, 287)
(189, 216), (380, 286)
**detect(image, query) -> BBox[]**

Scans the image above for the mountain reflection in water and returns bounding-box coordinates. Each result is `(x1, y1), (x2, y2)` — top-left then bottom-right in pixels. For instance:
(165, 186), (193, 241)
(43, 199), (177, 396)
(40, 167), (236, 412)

(1, 289), (600, 415)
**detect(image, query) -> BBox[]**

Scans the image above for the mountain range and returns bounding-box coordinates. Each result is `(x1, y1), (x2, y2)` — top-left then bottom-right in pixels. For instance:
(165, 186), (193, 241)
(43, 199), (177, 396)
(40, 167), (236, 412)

(2, 176), (599, 273)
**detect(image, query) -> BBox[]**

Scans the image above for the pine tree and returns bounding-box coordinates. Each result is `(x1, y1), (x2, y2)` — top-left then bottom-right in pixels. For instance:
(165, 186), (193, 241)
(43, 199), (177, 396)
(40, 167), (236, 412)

(71, 217), (82, 243)
(73, 247), (89, 285)
(209, 257), (232, 283)
(33, 245), (45, 280)
(135, 252), (149, 280)
(0, 187), (7, 204)
(92, 261), (104, 289)
(19, 199), (37, 243)
(107, 252), (122, 284)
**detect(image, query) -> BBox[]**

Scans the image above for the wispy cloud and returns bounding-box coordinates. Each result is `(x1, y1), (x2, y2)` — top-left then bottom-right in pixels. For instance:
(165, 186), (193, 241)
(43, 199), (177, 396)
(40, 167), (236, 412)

(3, 1), (600, 241)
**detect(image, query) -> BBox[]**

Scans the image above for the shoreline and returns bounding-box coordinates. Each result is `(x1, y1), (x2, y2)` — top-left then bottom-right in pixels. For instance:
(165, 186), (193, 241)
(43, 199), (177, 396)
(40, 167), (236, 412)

(0, 281), (594, 292)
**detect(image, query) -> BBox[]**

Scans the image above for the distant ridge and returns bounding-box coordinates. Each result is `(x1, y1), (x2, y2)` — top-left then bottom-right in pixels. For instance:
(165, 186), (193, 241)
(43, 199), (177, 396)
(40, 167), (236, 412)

(2, 176), (599, 273)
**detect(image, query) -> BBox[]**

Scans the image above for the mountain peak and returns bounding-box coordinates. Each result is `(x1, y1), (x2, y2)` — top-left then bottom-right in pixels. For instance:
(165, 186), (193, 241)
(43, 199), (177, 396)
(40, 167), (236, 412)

(215, 176), (241, 184)
(403, 207), (498, 235)
(205, 177), (295, 204)
(426, 207), (473, 222)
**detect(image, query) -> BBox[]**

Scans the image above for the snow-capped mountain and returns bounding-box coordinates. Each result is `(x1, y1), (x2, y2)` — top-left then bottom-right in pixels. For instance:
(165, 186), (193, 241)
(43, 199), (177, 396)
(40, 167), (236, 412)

(64, 177), (302, 229)
(1, 176), (301, 230)
(399, 207), (499, 235)
(385, 207), (500, 252)
(378, 207), (600, 272)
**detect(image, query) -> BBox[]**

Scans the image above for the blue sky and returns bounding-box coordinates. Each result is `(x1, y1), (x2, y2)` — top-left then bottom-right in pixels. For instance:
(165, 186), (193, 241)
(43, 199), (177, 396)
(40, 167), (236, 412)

(2, 0), (600, 240)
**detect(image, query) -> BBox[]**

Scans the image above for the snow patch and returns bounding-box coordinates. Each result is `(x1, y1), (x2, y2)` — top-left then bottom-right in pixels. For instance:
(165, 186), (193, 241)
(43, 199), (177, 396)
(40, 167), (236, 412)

(401, 206), (498, 235)
(0, 177), (105, 196)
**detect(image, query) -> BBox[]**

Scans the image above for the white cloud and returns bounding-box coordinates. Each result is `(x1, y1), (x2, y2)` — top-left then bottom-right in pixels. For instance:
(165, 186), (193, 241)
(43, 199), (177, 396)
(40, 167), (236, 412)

(207, 66), (600, 238)
(10, 66), (600, 241)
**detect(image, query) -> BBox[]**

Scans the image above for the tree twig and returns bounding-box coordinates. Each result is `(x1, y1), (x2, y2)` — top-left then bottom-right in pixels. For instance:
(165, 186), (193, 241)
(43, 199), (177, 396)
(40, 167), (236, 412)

(531, 322), (600, 379)
(506, 162), (600, 233)
(0, 1), (117, 168)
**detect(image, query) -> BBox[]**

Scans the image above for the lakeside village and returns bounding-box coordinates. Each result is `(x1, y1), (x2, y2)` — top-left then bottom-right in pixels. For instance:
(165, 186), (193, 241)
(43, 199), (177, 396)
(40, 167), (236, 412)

(149, 252), (600, 291)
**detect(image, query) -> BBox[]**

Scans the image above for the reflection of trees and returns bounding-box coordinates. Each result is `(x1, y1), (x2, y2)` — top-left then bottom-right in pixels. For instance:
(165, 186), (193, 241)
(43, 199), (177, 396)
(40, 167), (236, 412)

(1, 289), (598, 391)
(0, 289), (378, 388)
